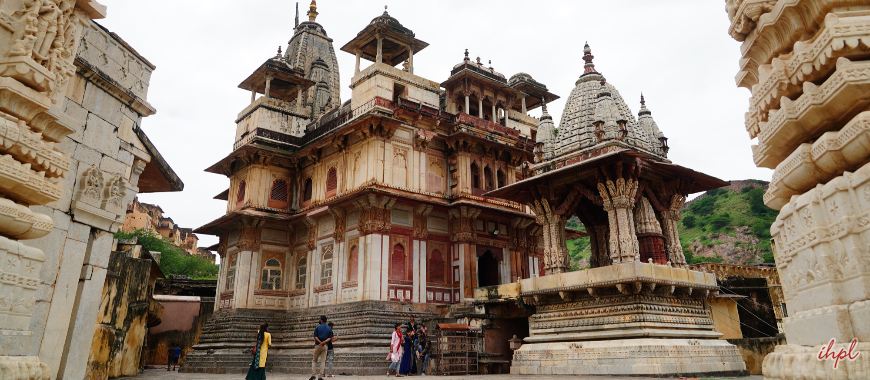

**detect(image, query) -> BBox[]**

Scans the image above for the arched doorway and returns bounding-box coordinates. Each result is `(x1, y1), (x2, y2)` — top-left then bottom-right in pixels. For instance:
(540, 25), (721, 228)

(478, 250), (500, 287)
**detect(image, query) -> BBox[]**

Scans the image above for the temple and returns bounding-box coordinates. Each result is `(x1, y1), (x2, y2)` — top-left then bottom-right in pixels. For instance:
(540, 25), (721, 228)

(185, 3), (745, 377)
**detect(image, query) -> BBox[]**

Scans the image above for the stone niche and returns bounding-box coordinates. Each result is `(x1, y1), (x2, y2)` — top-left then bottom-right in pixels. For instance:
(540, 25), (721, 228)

(507, 261), (747, 377)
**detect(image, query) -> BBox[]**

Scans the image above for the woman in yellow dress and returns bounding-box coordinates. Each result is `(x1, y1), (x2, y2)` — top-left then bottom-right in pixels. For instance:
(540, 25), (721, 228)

(246, 323), (271, 380)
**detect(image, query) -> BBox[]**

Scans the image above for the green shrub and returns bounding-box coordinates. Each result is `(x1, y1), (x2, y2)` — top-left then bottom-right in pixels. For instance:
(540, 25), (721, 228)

(741, 186), (753, 193)
(709, 214), (732, 230)
(689, 196), (717, 216)
(706, 188), (727, 197)
(761, 251), (776, 264)
(682, 215), (697, 228)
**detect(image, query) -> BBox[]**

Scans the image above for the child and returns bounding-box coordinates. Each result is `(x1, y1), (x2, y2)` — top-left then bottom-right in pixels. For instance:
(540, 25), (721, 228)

(325, 322), (338, 377)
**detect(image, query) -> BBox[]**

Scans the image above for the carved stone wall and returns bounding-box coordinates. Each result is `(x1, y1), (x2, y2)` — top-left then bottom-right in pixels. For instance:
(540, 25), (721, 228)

(724, 1), (870, 379)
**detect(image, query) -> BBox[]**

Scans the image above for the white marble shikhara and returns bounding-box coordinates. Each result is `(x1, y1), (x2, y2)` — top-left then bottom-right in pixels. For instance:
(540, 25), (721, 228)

(724, 1), (870, 379)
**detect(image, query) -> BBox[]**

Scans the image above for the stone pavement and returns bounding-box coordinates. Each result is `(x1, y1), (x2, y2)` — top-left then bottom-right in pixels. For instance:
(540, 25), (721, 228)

(118, 368), (764, 380)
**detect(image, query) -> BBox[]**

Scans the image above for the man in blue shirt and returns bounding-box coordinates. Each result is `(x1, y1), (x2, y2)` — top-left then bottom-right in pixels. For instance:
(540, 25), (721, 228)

(310, 315), (332, 380)
(167, 343), (181, 371)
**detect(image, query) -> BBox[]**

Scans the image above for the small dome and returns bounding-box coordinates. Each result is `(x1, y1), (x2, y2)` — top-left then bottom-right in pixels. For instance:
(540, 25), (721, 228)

(450, 50), (506, 81)
(509, 72), (533, 84)
(364, 8), (415, 37)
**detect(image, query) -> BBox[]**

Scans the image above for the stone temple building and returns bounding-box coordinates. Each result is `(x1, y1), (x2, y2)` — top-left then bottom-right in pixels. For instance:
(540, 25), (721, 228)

(186, 2), (744, 377)
(724, 1), (870, 379)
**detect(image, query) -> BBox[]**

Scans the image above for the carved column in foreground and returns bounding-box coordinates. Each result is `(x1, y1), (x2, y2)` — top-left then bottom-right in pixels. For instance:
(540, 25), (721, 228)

(529, 199), (570, 274)
(0, 1), (106, 379)
(660, 194), (687, 268)
(724, 1), (870, 378)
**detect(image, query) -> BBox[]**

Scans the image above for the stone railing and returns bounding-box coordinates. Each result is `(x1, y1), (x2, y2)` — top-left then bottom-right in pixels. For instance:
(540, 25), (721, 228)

(457, 112), (520, 138)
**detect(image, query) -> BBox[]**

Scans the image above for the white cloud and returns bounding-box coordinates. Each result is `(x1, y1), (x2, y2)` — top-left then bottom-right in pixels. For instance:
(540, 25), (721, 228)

(97, 0), (770, 247)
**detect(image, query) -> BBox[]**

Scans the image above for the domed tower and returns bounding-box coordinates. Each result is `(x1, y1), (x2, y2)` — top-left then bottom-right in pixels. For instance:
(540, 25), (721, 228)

(636, 94), (668, 157)
(284, 0), (341, 121)
(556, 43), (657, 157)
(535, 103), (555, 162)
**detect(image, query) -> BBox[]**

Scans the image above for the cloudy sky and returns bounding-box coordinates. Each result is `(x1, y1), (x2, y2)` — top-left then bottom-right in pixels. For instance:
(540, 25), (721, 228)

(97, 0), (766, 248)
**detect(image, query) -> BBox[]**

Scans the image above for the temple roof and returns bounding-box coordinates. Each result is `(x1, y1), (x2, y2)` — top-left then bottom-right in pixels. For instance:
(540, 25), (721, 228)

(508, 72), (559, 111)
(363, 7), (415, 38)
(553, 43), (665, 160)
(238, 55), (315, 102)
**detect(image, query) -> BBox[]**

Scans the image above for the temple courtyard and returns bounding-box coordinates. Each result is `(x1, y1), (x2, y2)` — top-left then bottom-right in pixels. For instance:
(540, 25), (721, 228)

(120, 369), (764, 380)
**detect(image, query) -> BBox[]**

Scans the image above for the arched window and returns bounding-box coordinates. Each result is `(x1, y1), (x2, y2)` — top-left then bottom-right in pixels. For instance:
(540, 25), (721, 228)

(428, 250), (445, 284)
(321, 248), (333, 285)
(496, 169), (506, 189)
(484, 166), (493, 190)
(347, 245), (359, 282)
(261, 258), (282, 290)
(390, 244), (406, 281)
(236, 180), (246, 204)
(268, 179), (289, 209)
(302, 178), (313, 205)
(470, 162), (480, 189)
(295, 257), (307, 289)
(325, 167), (338, 197)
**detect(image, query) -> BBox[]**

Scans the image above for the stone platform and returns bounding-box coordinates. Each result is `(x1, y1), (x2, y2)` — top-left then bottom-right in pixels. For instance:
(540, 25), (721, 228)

(181, 301), (437, 375)
(479, 261), (748, 377)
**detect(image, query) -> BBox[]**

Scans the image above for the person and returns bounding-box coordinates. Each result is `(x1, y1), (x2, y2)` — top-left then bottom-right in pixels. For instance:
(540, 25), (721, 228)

(405, 315), (419, 334)
(245, 323), (271, 380)
(398, 329), (417, 376)
(387, 323), (403, 376)
(311, 315), (332, 380)
(325, 322), (338, 378)
(415, 328), (430, 376)
(166, 343), (181, 371)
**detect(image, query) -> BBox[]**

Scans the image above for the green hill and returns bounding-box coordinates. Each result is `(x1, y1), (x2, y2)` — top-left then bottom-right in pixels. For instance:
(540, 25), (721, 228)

(566, 180), (777, 269)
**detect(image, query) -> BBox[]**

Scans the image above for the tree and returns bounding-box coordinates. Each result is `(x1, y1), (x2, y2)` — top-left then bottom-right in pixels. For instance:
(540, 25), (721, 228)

(682, 215), (697, 228)
(689, 196), (716, 216)
(708, 214), (732, 230)
(114, 228), (219, 280)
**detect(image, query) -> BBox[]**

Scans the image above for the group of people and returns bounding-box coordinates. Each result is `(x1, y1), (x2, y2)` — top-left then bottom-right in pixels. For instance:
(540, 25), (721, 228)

(244, 315), (432, 380)
(387, 315), (431, 377)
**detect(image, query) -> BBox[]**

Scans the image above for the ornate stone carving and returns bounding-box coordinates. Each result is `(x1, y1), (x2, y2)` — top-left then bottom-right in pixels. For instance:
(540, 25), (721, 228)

(353, 194), (396, 235)
(528, 198), (569, 273)
(596, 162), (640, 264)
(328, 206), (345, 242)
(236, 219), (264, 252)
(70, 166), (126, 232)
(303, 217), (316, 250)
(412, 204), (432, 239)
(448, 206), (479, 243)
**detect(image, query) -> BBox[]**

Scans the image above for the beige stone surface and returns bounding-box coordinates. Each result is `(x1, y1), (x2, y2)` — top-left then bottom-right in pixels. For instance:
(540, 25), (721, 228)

(725, 1), (870, 379)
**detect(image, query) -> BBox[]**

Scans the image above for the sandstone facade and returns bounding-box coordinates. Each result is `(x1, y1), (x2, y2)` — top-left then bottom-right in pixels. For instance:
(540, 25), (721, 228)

(724, 1), (870, 379)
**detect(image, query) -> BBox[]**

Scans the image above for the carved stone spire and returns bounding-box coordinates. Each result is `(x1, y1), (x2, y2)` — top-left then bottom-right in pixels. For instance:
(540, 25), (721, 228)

(582, 42), (597, 75)
(308, 0), (318, 22)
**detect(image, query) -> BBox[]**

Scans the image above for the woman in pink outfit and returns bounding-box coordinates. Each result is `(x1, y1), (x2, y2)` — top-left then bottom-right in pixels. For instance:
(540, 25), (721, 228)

(386, 323), (404, 376)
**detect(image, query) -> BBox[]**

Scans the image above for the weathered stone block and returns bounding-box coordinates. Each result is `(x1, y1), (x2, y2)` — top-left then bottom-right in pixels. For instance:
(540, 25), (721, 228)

(72, 143), (101, 166)
(62, 98), (87, 143)
(83, 230), (113, 267)
(82, 113), (120, 157)
(67, 222), (91, 243)
(99, 155), (125, 176)
(82, 82), (123, 127)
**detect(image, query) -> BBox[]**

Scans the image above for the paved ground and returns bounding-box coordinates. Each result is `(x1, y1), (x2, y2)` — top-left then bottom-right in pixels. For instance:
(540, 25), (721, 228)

(118, 368), (764, 380)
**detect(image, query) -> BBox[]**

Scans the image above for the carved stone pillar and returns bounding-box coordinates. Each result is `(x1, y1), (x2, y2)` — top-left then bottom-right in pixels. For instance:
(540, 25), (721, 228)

(660, 194), (687, 268)
(529, 199), (569, 274)
(412, 205), (432, 239)
(353, 194), (396, 235)
(597, 168), (640, 264)
(634, 197), (666, 264)
(303, 217), (317, 251)
(448, 206), (479, 243)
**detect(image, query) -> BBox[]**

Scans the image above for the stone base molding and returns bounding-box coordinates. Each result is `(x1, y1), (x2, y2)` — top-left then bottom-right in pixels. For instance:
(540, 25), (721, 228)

(0, 356), (50, 380)
(762, 342), (870, 380)
(511, 338), (747, 376)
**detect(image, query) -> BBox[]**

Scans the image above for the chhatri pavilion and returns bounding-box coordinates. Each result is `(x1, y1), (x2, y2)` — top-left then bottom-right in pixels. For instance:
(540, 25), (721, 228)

(185, 2), (746, 376)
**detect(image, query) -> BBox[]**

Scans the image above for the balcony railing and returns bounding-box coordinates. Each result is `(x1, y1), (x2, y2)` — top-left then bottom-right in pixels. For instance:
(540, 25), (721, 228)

(457, 112), (520, 137)
(233, 127), (301, 151)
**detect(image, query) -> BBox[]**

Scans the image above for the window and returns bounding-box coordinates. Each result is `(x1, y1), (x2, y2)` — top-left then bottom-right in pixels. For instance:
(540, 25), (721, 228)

(236, 180), (246, 204)
(268, 179), (289, 209)
(347, 245), (359, 282)
(326, 167), (337, 197)
(321, 248), (333, 285)
(497, 169), (506, 189)
(471, 162), (480, 189)
(484, 166), (493, 190)
(428, 250), (445, 284)
(261, 259), (282, 290)
(225, 255), (237, 291)
(303, 178), (313, 202)
(390, 244), (406, 281)
(296, 257), (307, 289)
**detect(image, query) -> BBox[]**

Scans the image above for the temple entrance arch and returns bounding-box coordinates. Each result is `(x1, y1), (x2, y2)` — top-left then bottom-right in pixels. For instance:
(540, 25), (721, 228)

(478, 250), (500, 287)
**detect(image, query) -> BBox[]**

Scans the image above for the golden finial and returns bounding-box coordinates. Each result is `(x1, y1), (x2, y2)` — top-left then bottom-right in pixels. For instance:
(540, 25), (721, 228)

(308, 0), (318, 22)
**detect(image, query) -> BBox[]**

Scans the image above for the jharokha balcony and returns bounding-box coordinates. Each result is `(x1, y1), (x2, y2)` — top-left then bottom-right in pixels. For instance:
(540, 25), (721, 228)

(457, 112), (520, 138)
